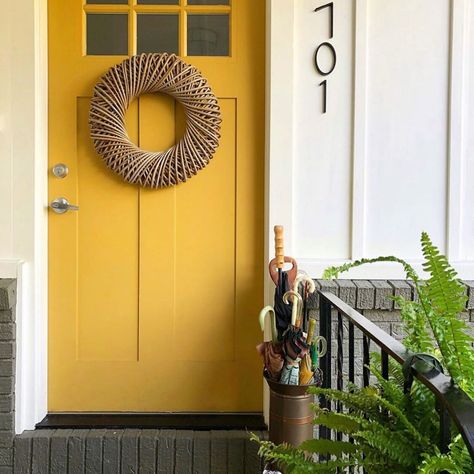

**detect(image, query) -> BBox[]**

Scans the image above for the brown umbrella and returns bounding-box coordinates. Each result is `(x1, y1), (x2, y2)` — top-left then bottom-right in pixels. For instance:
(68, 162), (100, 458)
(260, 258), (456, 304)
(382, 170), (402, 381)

(257, 306), (284, 381)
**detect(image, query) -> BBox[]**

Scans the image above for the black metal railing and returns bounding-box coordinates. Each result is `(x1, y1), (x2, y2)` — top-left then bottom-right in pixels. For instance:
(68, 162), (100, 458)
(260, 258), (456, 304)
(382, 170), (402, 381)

(318, 290), (474, 460)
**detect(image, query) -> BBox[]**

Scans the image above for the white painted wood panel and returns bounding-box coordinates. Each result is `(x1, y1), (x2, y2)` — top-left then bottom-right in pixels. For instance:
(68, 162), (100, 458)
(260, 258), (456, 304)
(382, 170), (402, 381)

(293, 1), (355, 260)
(364, 0), (450, 259)
(0, 19), (13, 258)
(461, 1), (474, 260)
(269, 0), (474, 278)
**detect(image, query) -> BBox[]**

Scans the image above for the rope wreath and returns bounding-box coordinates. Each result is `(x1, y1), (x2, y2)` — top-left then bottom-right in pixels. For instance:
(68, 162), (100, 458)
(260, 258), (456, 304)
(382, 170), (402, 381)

(89, 53), (222, 188)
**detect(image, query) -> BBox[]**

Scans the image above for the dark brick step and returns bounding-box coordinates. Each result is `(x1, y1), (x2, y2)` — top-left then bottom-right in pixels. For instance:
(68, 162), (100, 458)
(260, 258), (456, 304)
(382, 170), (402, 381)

(14, 429), (267, 473)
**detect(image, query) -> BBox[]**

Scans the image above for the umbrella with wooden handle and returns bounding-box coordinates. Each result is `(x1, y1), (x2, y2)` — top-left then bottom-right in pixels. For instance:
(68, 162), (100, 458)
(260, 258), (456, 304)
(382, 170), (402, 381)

(292, 273), (315, 332)
(256, 306), (284, 381)
(279, 291), (309, 385)
(268, 226), (298, 338)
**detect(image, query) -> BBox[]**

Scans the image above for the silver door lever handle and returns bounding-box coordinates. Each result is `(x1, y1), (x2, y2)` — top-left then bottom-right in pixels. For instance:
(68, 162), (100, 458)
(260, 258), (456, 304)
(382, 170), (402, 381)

(50, 197), (79, 214)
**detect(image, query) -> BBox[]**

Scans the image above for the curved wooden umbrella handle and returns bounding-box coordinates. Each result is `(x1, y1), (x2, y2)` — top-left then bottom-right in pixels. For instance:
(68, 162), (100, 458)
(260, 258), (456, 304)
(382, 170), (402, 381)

(268, 256), (298, 287)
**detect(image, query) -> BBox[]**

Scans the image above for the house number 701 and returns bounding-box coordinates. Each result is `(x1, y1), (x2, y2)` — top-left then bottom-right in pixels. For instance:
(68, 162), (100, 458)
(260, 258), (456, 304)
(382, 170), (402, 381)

(314, 2), (336, 114)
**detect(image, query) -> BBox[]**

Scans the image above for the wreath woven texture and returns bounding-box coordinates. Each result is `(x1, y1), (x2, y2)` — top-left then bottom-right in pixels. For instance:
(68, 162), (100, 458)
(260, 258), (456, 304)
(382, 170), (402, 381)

(89, 53), (222, 188)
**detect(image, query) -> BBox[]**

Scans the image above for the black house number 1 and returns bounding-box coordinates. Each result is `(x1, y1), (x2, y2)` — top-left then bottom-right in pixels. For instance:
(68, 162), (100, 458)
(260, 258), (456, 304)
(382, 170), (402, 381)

(314, 2), (336, 114)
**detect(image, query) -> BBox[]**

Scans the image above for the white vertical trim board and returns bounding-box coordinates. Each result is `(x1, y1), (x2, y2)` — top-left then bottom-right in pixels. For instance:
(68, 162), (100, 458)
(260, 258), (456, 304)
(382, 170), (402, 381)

(351, 0), (368, 261)
(448, 0), (469, 261)
(266, 0), (295, 261)
(0, 0), (48, 432)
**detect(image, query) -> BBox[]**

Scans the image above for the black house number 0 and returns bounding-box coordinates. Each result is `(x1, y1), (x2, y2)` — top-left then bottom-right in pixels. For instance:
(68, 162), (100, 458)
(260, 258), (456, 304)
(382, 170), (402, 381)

(314, 2), (336, 114)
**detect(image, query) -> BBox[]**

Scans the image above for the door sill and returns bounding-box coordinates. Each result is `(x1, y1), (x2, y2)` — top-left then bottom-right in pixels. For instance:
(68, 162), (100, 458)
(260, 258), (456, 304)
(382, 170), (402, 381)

(35, 413), (267, 430)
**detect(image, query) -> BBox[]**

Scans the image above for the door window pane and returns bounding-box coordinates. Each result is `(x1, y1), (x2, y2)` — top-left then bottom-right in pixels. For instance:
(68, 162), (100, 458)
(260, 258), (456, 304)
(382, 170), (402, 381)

(138, 0), (179, 4)
(188, 0), (230, 4)
(137, 14), (179, 54)
(87, 14), (128, 55)
(87, 0), (128, 3)
(187, 14), (229, 56)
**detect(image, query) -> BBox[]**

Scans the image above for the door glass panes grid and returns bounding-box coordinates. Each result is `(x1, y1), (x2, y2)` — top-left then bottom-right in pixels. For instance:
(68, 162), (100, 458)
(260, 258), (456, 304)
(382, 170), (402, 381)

(85, 0), (231, 57)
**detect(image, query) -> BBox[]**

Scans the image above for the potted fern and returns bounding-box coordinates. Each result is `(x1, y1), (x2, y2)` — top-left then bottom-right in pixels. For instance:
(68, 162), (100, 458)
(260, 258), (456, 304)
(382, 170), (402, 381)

(254, 233), (474, 473)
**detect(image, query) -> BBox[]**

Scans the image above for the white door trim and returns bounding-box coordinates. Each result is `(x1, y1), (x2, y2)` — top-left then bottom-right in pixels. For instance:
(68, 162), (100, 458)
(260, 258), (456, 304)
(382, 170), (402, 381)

(1, 0), (49, 432)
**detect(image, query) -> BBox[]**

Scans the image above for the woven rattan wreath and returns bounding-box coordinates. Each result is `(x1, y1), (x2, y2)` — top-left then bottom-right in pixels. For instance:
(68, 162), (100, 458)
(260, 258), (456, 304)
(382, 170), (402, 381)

(89, 53), (221, 188)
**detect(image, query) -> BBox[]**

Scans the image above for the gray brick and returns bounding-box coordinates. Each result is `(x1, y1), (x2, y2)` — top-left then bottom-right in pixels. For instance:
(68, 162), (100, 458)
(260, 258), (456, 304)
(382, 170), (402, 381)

(227, 432), (245, 474)
(389, 280), (412, 308)
(121, 430), (139, 474)
(336, 280), (357, 307)
(370, 280), (393, 310)
(192, 431), (210, 474)
(0, 467), (12, 473)
(0, 432), (13, 449)
(103, 430), (122, 474)
(0, 397), (13, 413)
(364, 310), (401, 322)
(50, 429), (73, 474)
(68, 429), (89, 474)
(0, 379), (13, 396)
(466, 281), (474, 309)
(0, 326), (14, 343)
(374, 322), (391, 334)
(0, 448), (12, 467)
(0, 416), (13, 432)
(470, 310), (474, 322)
(85, 429), (105, 474)
(211, 431), (227, 473)
(139, 429), (158, 474)
(391, 322), (406, 340)
(0, 282), (15, 312)
(175, 431), (193, 474)
(0, 314), (12, 325)
(31, 430), (54, 474)
(316, 279), (339, 296)
(0, 362), (14, 378)
(354, 280), (375, 309)
(157, 430), (175, 474)
(14, 432), (33, 474)
(459, 312), (470, 321)
(406, 280), (420, 302)
(0, 345), (14, 361)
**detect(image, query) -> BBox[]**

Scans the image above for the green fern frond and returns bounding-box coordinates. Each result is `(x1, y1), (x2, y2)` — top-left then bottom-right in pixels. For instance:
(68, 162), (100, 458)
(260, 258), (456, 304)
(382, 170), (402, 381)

(417, 452), (464, 474)
(394, 296), (434, 353)
(322, 256), (420, 283)
(420, 232), (474, 398)
(311, 409), (361, 434)
(299, 439), (357, 456)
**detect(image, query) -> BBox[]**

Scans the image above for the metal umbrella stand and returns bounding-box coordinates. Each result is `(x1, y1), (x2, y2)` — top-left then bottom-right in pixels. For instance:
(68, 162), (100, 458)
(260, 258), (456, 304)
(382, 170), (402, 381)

(265, 374), (315, 446)
(258, 226), (324, 450)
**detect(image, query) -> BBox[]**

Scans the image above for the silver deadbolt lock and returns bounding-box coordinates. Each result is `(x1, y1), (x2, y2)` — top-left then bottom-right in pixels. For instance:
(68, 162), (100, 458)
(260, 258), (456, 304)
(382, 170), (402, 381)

(52, 163), (69, 178)
(50, 197), (79, 214)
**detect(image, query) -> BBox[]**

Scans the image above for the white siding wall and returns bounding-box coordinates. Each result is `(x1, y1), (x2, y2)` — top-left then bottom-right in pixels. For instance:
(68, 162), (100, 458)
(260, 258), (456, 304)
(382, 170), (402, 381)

(269, 0), (474, 279)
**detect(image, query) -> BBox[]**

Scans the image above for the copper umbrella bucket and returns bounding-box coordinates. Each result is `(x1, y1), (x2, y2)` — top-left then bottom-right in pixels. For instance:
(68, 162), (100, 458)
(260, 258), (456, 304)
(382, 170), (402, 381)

(265, 373), (317, 446)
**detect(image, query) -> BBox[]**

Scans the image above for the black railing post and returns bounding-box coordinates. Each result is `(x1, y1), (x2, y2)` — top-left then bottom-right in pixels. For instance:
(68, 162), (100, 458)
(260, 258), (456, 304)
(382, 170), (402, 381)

(363, 335), (370, 387)
(319, 293), (332, 443)
(437, 400), (451, 454)
(381, 350), (389, 380)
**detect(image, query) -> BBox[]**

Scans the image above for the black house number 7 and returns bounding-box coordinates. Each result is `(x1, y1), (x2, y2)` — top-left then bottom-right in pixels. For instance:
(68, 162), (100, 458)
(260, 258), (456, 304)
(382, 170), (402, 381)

(314, 2), (336, 114)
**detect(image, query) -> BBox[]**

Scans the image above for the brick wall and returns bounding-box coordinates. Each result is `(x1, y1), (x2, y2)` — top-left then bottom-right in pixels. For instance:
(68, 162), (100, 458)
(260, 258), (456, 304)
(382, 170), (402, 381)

(0, 280), (16, 473)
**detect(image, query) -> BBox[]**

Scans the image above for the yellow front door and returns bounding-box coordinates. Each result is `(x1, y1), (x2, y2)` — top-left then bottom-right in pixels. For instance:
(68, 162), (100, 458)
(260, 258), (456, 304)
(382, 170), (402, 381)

(48, 0), (264, 412)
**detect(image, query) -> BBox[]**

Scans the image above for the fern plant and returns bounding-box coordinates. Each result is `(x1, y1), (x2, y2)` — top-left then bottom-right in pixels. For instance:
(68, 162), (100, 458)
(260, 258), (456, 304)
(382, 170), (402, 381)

(254, 233), (474, 473)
